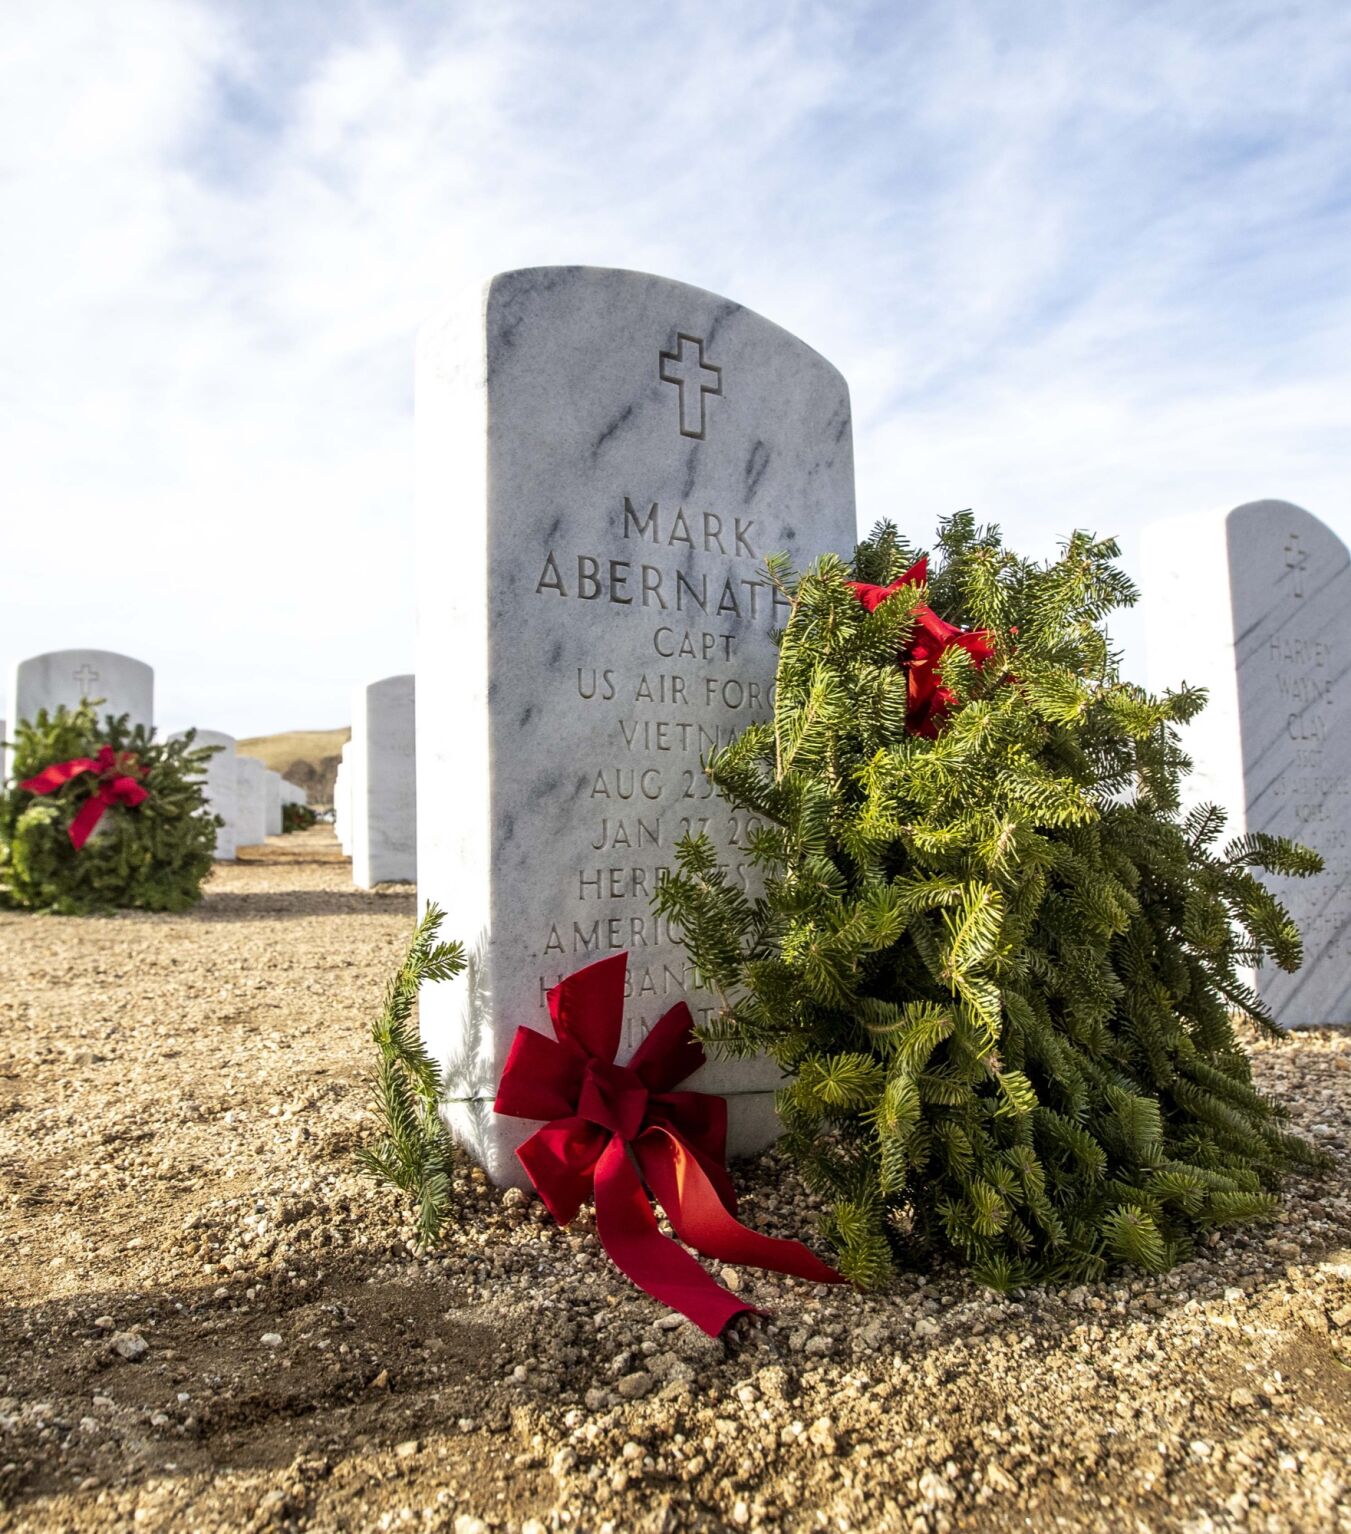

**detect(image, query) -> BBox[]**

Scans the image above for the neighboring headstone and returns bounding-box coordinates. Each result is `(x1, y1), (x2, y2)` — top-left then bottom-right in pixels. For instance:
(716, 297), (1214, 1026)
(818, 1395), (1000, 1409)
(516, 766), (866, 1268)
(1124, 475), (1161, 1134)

(280, 780), (307, 807)
(263, 770), (283, 837)
(350, 674), (417, 888)
(7, 649), (153, 780)
(234, 757), (267, 849)
(172, 729), (238, 859)
(1143, 499), (1351, 1027)
(416, 266), (857, 1182)
(334, 745), (352, 852)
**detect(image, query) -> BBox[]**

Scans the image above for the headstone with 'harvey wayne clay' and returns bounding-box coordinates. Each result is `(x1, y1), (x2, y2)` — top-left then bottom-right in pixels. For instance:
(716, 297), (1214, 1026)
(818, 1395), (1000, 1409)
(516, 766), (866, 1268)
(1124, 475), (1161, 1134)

(416, 266), (857, 1183)
(1143, 498), (1351, 1027)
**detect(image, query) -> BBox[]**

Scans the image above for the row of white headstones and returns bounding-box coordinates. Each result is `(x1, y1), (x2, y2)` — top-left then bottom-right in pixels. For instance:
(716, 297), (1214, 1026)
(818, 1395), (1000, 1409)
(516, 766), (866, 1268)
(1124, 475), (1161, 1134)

(1, 654), (417, 890)
(5, 270), (1345, 1187)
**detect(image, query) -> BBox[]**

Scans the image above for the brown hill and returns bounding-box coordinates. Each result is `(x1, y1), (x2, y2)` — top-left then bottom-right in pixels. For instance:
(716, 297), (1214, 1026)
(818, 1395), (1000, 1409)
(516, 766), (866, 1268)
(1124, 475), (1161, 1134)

(237, 727), (350, 806)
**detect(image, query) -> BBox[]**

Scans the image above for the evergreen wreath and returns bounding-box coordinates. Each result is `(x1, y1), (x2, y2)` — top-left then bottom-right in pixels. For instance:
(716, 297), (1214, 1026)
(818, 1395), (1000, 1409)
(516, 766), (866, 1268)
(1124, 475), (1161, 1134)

(282, 800), (318, 833)
(0, 702), (221, 915)
(656, 514), (1327, 1288)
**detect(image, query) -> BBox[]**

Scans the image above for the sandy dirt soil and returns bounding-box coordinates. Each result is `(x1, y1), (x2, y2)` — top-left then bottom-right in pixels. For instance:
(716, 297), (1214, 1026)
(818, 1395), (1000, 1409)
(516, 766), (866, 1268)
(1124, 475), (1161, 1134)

(1, 828), (1348, 1534)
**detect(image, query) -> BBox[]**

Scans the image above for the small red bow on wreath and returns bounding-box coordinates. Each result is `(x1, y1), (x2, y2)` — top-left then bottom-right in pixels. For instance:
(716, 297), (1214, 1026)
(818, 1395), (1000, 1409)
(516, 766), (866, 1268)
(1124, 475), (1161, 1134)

(494, 953), (843, 1335)
(849, 557), (995, 737)
(20, 746), (149, 849)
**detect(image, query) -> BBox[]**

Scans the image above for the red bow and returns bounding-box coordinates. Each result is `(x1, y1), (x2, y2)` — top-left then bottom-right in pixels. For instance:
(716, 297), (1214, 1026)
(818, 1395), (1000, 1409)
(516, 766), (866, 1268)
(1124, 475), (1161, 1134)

(849, 557), (995, 737)
(20, 746), (149, 849)
(494, 953), (843, 1335)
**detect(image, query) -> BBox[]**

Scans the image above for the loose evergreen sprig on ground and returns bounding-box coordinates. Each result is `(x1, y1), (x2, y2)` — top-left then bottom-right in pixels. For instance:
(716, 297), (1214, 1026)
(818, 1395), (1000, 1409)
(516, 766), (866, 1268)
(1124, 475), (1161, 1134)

(0, 702), (221, 915)
(656, 514), (1326, 1289)
(358, 901), (465, 1244)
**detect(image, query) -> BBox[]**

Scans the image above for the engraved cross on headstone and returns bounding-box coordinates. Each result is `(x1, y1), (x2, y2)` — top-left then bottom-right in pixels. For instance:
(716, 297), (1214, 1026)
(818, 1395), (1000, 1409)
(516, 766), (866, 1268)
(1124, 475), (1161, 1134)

(72, 663), (100, 693)
(659, 333), (722, 439)
(1284, 531), (1307, 599)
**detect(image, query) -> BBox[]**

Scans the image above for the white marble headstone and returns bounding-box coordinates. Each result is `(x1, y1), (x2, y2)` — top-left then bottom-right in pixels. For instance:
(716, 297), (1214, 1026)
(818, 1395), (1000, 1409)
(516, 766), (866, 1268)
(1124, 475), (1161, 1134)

(172, 729), (237, 860)
(334, 745), (353, 852)
(350, 674), (417, 888)
(7, 649), (153, 781)
(1143, 499), (1351, 1027)
(234, 756), (268, 849)
(263, 770), (283, 837)
(416, 266), (857, 1183)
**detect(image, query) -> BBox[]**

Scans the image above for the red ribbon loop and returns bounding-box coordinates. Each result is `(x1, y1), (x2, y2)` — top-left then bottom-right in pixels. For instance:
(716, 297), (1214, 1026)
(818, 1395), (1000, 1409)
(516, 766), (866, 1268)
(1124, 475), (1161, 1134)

(849, 557), (995, 737)
(20, 746), (149, 849)
(494, 953), (844, 1334)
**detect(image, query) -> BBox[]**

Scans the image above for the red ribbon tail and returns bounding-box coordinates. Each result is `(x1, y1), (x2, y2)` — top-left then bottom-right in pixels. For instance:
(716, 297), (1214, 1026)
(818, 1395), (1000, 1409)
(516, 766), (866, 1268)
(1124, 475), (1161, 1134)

(592, 1138), (762, 1337)
(19, 758), (97, 795)
(67, 792), (110, 850)
(637, 1128), (845, 1287)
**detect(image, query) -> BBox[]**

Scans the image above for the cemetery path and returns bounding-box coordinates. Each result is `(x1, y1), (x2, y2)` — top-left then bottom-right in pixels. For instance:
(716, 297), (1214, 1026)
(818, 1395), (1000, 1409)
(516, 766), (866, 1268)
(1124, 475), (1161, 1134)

(0, 828), (1348, 1533)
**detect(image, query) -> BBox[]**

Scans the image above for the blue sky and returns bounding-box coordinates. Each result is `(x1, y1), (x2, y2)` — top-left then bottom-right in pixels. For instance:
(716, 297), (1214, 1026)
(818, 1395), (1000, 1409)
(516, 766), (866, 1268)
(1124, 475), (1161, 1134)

(3, 0), (1349, 736)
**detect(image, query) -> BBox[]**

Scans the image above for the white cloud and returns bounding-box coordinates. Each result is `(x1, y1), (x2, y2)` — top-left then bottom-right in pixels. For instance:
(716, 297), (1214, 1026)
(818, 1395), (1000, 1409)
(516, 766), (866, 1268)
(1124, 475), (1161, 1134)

(1, 0), (1348, 733)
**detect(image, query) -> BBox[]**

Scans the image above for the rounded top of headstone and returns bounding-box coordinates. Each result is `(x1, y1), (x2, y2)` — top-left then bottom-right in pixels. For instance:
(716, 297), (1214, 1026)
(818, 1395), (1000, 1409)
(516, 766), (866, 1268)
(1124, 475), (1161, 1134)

(170, 728), (235, 748)
(483, 266), (850, 390)
(1226, 497), (1345, 538)
(1225, 498), (1349, 576)
(362, 673), (415, 698)
(9, 648), (155, 735)
(1230, 499), (1311, 515)
(15, 647), (152, 675)
(425, 265), (854, 562)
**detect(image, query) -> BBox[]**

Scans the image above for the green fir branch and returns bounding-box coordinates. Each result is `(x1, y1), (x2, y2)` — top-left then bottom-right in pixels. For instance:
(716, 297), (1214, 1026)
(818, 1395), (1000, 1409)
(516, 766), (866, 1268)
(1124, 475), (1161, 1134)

(358, 902), (466, 1246)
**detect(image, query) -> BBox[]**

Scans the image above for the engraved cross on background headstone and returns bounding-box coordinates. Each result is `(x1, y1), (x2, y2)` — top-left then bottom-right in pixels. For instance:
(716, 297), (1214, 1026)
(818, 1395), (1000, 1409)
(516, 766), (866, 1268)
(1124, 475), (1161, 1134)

(659, 333), (722, 439)
(72, 663), (100, 693)
(1284, 531), (1307, 599)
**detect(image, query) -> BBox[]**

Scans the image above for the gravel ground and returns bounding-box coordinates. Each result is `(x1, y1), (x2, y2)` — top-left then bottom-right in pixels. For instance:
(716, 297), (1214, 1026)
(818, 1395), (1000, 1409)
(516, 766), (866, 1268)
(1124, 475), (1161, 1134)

(1, 827), (1348, 1534)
